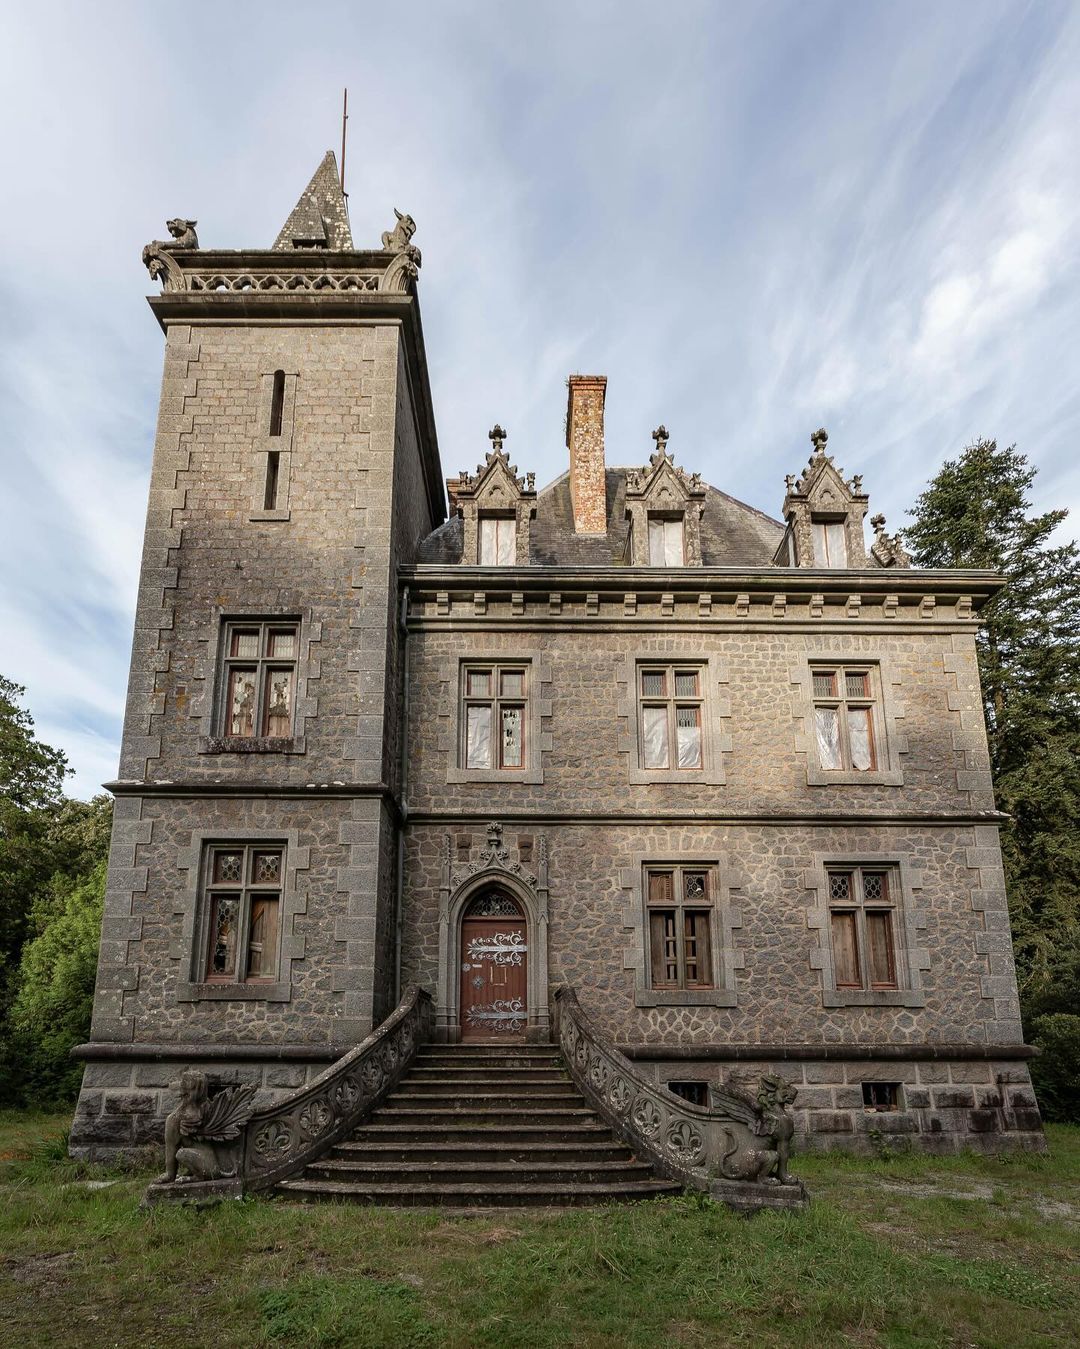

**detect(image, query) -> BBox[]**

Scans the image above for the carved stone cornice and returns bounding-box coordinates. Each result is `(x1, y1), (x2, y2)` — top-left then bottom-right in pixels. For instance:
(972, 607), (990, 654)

(142, 249), (420, 297)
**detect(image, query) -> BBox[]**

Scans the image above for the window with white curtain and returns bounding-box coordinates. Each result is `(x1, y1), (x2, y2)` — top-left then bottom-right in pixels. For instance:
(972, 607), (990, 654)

(479, 516), (516, 565)
(648, 515), (684, 565)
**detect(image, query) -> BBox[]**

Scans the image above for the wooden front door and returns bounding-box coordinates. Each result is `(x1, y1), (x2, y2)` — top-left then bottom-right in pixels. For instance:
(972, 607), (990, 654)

(460, 895), (527, 1040)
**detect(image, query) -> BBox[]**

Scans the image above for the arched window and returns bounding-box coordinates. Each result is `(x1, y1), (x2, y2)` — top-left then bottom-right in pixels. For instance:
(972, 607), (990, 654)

(464, 891), (522, 919)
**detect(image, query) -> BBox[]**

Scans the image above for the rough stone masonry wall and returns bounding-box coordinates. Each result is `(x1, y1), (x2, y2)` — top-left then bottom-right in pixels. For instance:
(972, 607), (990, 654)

(75, 319), (428, 1156)
(399, 596), (1039, 1148)
(401, 820), (1020, 1047)
(633, 1057), (1044, 1155)
(405, 616), (997, 819)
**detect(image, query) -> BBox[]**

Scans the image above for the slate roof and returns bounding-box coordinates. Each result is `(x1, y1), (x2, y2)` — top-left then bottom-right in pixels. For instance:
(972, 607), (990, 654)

(417, 468), (785, 566)
(273, 151), (353, 251)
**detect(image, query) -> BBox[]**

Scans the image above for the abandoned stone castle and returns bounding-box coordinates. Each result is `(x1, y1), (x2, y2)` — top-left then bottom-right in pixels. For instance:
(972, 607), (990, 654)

(71, 152), (1044, 1188)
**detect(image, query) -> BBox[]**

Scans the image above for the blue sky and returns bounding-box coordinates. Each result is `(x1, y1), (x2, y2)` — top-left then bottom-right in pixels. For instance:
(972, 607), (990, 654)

(2, 0), (1079, 798)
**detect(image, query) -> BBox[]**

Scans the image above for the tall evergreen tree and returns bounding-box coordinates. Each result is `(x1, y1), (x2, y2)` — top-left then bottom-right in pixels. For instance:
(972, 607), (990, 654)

(906, 441), (1080, 1029)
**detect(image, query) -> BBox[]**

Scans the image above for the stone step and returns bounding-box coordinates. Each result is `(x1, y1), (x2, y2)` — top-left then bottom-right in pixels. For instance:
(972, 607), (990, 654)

(276, 1178), (681, 1208)
(416, 1047), (561, 1062)
(391, 1079), (582, 1100)
(404, 1067), (568, 1083)
(373, 1105), (599, 1127)
(413, 1058), (563, 1072)
(330, 1139), (632, 1164)
(306, 1159), (655, 1186)
(350, 1121), (614, 1144)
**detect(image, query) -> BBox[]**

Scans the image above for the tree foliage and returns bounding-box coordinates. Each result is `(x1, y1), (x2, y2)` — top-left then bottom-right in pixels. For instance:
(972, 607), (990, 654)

(8, 860), (106, 1103)
(907, 440), (1080, 1116)
(0, 676), (71, 980)
(0, 677), (112, 1105)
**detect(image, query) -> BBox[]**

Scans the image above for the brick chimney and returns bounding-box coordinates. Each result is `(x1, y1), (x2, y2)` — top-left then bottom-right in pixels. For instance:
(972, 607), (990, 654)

(566, 375), (608, 534)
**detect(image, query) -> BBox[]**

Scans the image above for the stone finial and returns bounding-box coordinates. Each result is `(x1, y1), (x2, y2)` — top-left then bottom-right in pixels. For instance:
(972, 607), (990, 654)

(810, 427), (828, 456)
(526, 472), (535, 492)
(784, 474), (796, 492)
(486, 820), (503, 847)
(488, 425), (507, 452)
(652, 425), (669, 453)
(850, 474), (863, 494)
(870, 513), (912, 569)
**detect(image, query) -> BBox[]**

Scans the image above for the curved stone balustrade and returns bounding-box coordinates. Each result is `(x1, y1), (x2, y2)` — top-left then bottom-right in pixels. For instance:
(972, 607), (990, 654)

(144, 985), (432, 1204)
(554, 987), (807, 1210)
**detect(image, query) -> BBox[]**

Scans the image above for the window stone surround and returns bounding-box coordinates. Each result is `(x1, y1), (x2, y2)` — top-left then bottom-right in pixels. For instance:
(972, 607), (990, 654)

(620, 852), (744, 1007)
(616, 651), (731, 785)
(173, 827), (310, 1003)
(194, 606), (320, 756)
(437, 650), (553, 784)
(790, 651), (906, 786)
(805, 850), (929, 1008)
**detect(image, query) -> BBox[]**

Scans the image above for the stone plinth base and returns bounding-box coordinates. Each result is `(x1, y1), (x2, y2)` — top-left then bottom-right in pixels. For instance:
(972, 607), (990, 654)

(709, 1178), (810, 1213)
(142, 1176), (242, 1207)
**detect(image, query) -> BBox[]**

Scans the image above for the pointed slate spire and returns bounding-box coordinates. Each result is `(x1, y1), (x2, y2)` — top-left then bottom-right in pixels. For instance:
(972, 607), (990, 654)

(272, 151), (353, 251)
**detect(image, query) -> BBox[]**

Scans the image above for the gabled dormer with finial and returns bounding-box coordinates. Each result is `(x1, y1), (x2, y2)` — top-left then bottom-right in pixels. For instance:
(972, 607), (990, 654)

(449, 427), (537, 565)
(776, 428), (873, 568)
(623, 427), (708, 565)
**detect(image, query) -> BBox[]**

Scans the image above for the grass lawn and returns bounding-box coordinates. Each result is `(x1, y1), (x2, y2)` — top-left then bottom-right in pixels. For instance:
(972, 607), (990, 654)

(1, 1110), (1077, 1348)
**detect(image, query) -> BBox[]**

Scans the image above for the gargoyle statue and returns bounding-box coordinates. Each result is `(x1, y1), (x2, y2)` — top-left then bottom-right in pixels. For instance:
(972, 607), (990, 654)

(717, 1072), (798, 1185)
(381, 208), (421, 266)
(157, 1069), (257, 1184)
(141, 218), (199, 289)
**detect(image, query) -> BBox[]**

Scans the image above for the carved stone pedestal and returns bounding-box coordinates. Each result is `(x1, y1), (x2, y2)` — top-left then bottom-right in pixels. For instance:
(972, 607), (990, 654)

(143, 1176), (241, 1207)
(709, 1178), (809, 1214)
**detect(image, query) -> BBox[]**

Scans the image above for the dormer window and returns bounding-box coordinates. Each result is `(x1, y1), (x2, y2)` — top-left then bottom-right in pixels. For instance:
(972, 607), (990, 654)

(811, 519), (848, 568)
(479, 515), (516, 565)
(648, 515), (684, 566)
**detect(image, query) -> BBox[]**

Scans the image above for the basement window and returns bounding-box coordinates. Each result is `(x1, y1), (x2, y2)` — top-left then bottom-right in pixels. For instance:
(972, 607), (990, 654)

(862, 1082), (900, 1112)
(667, 1081), (709, 1107)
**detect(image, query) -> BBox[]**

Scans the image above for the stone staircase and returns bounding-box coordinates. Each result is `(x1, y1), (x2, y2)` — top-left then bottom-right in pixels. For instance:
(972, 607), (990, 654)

(276, 1042), (681, 1208)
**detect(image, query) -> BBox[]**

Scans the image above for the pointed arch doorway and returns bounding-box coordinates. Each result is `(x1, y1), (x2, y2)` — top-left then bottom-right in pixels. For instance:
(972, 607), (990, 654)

(459, 890), (528, 1040)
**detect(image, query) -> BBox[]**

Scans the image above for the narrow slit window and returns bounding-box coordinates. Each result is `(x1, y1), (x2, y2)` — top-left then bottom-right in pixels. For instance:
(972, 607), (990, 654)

(269, 370), (285, 437)
(263, 450), (281, 510)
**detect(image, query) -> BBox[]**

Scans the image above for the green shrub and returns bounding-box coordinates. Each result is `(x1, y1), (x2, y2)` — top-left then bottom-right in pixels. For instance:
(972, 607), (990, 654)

(1030, 1013), (1080, 1123)
(8, 859), (105, 1104)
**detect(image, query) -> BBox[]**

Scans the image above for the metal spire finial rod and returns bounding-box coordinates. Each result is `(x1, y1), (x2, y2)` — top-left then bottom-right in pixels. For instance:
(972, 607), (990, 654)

(340, 89), (349, 199)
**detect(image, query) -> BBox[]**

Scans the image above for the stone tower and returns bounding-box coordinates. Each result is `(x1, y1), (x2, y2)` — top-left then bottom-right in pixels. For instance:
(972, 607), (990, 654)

(71, 155), (443, 1155)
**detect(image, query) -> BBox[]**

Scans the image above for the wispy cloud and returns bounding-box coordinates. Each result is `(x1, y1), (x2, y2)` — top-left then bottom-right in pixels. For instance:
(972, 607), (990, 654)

(1, 0), (1078, 796)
